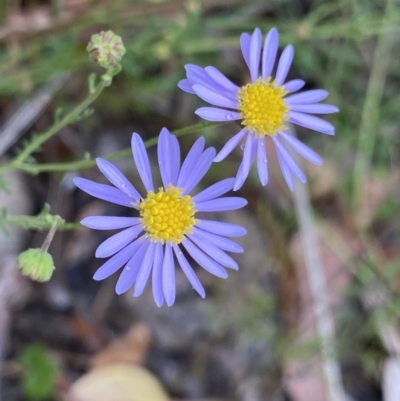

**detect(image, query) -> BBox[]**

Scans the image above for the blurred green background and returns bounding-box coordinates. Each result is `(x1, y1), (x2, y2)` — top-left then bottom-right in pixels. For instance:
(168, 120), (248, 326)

(0, 0), (399, 400)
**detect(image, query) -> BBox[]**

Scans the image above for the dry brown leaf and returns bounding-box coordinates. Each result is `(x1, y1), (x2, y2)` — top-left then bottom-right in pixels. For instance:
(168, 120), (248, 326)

(355, 171), (399, 229)
(91, 323), (151, 368)
(305, 159), (340, 198)
(67, 364), (169, 401)
(284, 357), (327, 401)
(0, 2), (87, 40)
(2, 7), (57, 39)
(65, 315), (104, 352)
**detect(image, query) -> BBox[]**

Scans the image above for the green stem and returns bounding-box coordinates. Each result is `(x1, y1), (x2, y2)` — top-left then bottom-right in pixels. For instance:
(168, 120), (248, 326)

(3, 121), (227, 231)
(351, 0), (395, 210)
(0, 68), (118, 175)
(41, 215), (61, 252)
(13, 121), (225, 174)
(15, 83), (104, 164)
(5, 214), (80, 231)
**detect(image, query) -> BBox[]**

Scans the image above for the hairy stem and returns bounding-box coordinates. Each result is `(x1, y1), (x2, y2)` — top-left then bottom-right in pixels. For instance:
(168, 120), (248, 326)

(0, 68), (118, 175)
(4, 213), (80, 231)
(13, 121), (224, 174)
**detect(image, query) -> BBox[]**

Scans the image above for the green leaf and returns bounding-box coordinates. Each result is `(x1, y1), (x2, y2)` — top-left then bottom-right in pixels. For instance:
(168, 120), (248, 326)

(19, 343), (58, 400)
(0, 207), (9, 237)
(0, 174), (11, 195)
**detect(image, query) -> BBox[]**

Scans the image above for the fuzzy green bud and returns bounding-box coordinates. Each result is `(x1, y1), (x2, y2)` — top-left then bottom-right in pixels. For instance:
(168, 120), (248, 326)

(17, 249), (55, 282)
(87, 30), (126, 69)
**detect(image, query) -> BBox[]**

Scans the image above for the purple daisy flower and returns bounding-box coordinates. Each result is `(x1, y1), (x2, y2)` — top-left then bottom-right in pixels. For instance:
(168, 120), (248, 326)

(74, 128), (247, 307)
(178, 27), (338, 191)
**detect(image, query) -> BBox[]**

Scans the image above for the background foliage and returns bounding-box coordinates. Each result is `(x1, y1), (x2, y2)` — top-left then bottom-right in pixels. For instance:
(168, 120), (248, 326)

(0, 0), (399, 400)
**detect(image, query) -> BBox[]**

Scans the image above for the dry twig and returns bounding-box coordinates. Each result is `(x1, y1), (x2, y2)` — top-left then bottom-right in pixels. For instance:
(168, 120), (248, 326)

(291, 145), (347, 401)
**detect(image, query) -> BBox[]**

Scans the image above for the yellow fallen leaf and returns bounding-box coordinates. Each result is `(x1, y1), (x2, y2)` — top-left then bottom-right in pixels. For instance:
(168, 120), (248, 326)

(67, 364), (169, 401)
(91, 323), (151, 368)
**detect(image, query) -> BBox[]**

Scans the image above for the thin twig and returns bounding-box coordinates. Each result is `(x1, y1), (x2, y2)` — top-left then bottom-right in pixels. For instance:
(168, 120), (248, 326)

(292, 158), (346, 401)
(41, 216), (61, 252)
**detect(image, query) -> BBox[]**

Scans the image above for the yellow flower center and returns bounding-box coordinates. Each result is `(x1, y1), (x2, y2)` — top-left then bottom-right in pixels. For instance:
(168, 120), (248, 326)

(238, 77), (290, 137)
(139, 186), (197, 244)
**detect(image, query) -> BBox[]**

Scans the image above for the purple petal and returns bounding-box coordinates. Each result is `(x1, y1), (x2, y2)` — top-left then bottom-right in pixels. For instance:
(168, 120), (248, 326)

(182, 239), (228, 278)
(182, 147), (216, 195)
(115, 240), (147, 294)
(195, 107), (241, 122)
(93, 239), (142, 281)
(187, 233), (238, 270)
(81, 216), (140, 230)
(240, 32), (251, 71)
(193, 84), (239, 109)
(196, 197), (247, 212)
(283, 79), (305, 93)
(276, 148), (293, 190)
(95, 224), (144, 258)
(249, 28), (262, 82)
(185, 64), (235, 99)
(158, 127), (172, 187)
(115, 267), (138, 295)
(205, 66), (239, 93)
(162, 243), (176, 307)
(234, 133), (257, 190)
(262, 27), (279, 80)
(289, 111), (335, 135)
(257, 138), (268, 186)
(169, 135), (181, 185)
(173, 244), (205, 298)
(96, 158), (141, 202)
(185, 64), (216, 88)
(158, 128), (180, 188)
(177, 136), (205, 188)
(279, 131), (323, 165)
(192, 227), (244, 253)
(185, 64), (210, 80)
(114, 241), (150, 295)
(74, 178), (134, 207)
(178, 79), (195, 94)
(289, 104), (339, 114)
(285, 90), (329, 105)
(196, 219), (247, 237)
(133, 242), (156, 297)
(131, 133), (154, 192)
(214, 128), (247, 162)
(115, 265), (139, 295)
(192, 178), (235, 203)
(272, 136), (306, 183)
(275, 45), (294, 87)
(152, 243), (164, 307)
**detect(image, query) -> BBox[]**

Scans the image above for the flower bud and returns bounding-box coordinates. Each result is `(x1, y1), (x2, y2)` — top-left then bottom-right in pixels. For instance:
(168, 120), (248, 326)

(17, 249), (55, 282)
(87, 30), (126, 69)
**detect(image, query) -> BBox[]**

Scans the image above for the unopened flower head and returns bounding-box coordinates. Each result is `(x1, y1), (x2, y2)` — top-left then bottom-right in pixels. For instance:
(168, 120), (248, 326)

(17, 248), (55, 282)
(87, 30), (126, 69)
(178, 27), (339, 191)
(74, 128), (247, 307)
